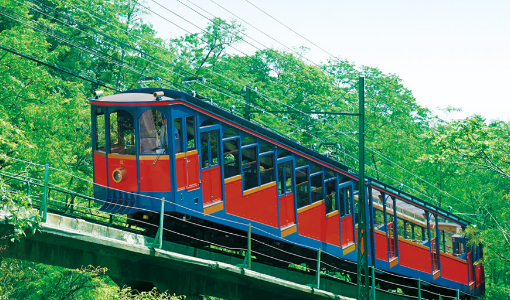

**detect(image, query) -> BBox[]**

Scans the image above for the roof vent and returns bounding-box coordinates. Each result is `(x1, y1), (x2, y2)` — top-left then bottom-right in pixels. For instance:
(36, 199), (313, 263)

(153, 91), (164, 101)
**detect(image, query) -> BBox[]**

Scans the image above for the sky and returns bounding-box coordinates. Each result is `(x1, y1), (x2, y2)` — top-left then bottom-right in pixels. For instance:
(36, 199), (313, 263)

(144, 0), (510, 122)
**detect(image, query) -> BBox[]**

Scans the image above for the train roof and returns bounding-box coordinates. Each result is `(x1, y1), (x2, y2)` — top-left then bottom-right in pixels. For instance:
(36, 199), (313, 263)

(90, 87), (470, 227)
(91, 88), (350, 174)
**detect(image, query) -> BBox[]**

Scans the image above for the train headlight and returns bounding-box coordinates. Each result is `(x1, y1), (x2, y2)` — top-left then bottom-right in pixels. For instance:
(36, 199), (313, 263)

(112, 167), (127, 183)
(94, 90), (103, 99)
(153, 91), (164, 100)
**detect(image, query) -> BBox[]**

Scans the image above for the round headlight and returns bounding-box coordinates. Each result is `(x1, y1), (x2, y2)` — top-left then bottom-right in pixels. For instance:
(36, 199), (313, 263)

(112, 167), (127, 183)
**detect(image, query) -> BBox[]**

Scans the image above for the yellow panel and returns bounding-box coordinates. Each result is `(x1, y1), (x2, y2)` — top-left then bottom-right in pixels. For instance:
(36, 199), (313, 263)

(138, 155), (170, 161)
(281, 224), (297, 238)
(433, 271), (441, 280)
(204, 202), (223, 215)
(390, 258), (399, 268)
(297, 200), (324, 214)
(326, 211), (339, 219)
(225, 175), (242, 184)
(108, 154), (136, 160)
(440, 251), (467, 263)
(187, 149), (198, 156)
(342, 243), (355, 255)
(243, 181), (276, 196)
(94, 151), (106, 157)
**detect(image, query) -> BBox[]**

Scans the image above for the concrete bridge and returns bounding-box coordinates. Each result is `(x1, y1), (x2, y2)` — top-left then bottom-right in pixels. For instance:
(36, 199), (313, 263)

(0, 211), (413, 300)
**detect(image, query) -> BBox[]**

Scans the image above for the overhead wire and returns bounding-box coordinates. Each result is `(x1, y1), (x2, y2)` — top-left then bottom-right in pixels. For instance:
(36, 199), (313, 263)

(179, 0), (485, 218)
(0, 43), (120, 92)
(149, 0), (482, 214)
(6, 0), (494, 229)
(0, 6), (180, 91)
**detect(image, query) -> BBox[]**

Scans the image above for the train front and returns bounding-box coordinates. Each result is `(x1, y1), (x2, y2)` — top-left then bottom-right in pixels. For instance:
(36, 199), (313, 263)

(89, 91), (174, 216)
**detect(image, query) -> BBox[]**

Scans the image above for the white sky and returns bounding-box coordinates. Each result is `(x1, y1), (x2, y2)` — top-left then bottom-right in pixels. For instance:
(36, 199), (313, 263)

(145, 0), (510, 122)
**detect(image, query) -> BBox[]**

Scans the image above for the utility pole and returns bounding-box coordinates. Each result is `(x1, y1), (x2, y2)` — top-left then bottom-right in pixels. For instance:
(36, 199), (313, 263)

(357, 77), (370, 300)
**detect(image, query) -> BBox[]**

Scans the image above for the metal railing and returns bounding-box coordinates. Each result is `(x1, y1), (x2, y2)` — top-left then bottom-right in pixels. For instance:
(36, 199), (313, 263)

(0, 157), (469, 300)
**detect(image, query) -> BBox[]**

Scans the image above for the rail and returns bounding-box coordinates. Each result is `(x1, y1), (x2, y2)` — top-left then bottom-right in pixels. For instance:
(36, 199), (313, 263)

(0, 157), (469, 300)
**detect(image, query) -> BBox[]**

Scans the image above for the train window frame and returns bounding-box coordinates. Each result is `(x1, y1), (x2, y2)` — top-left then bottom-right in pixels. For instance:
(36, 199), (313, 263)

(222, 137), (240, 179)
(138, 108), (168, 155)
(241, 145), (259, 191)
(185, 116), (196, 152)
(259, 152), (275, 185)
(94, 108), (106, 152)
(200, 129), (220, 169)
(310, 171), (324, 203)
(174, 118), (183, 154)
(277, 159), (293, 197)
(338, 181), (354, 218)
(108, 109), (135, 155)
(295, 165), (310, 208)
(325, 177), (338, 215)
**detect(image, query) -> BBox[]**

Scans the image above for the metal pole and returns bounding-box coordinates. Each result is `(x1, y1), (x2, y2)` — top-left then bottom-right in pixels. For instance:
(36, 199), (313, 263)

(418, 278), (421, 300)
(243, 223), (252, 269)
(356, 76), (370, 300)
(456, 289), (460, 300)
(371, 267), (376, 299)
(40, 164), (49, 222)
(153, 197), (165, 249)
(316, 248), (321, 288)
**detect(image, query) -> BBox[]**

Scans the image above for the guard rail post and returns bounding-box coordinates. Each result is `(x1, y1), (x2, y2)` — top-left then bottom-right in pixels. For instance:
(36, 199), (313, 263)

(238, 224), (252, 269)
(371, 266), (376, 299)
(316, 248), (321, 288)
(418, 278), (421, 300)
(152, 197), (165, 249)
(39, 164), (49, 222)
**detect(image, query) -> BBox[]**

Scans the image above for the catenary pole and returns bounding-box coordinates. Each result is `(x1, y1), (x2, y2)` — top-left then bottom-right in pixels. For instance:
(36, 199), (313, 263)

(357, 76), (370, 299)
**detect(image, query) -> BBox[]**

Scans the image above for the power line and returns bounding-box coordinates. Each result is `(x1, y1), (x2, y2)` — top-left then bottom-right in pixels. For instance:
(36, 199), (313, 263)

(242, 0), (340, 62)
(7, 0), (488, 224)
(0, 43), (121, 92)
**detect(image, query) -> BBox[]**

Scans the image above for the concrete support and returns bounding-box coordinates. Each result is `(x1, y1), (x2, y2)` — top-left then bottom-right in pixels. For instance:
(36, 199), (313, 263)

(0, 212), (415, 300)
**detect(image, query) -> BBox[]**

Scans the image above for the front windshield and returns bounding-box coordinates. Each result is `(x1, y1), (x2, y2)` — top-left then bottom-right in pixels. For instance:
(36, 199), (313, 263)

(109, 110), (135, 155)
(139, 109), (167, 154)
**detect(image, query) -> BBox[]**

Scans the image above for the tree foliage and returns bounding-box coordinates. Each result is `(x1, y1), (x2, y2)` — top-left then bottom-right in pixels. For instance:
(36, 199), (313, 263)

(0, 0), (509, 298)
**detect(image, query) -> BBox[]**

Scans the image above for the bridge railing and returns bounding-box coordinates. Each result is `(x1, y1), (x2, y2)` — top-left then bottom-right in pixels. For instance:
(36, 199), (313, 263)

(0, 156), (467, 300)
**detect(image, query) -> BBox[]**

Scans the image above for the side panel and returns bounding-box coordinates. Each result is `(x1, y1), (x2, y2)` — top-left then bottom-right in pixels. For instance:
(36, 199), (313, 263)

(297, 202), (325, 241)
(175, 154), (186, 191)
(441, 254), (468, 284)
(94, 151), (107, 186)
(107, 155), (137, 192)
(398, 240), (431, 273)
(279, 193), (296, 227)
(243, 184), (279, 227)
(325, 213), (341, 246)
(187, 150), (200, 190)
(210, 166), (222, 202)
(139, 156), (171, 192)
(341, 215), (354, 246)
(297, 203), (340, 246)
(224, 177), (278, 228)
(374, 230), (389, 261)
(202, 168), (212, 205)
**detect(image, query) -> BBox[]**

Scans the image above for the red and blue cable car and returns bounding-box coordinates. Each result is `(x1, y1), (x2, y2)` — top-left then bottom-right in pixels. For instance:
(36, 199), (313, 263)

(90, 88), (484, 296)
